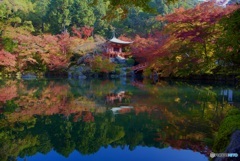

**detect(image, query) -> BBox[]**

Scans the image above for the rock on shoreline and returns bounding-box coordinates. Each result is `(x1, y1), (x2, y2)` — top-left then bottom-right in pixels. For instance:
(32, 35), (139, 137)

(214, 130), (240, 161)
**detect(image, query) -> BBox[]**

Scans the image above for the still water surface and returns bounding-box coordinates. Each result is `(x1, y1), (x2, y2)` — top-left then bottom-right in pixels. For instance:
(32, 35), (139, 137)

(0, 79), (238, 161)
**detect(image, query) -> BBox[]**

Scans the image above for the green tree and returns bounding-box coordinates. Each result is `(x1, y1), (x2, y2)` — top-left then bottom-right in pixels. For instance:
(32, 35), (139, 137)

(93, 0), (111, 36)
(70, 0), (96, 27)
(93, 0), (195, 19)
(215, 9), (240, 74)
(0, 0), (33, 20)
(90, 55), (116, 73)
(28, 0), (50, 33)
(46, 0), (74, 34)
(0, 0), (34, 34)
(112, 0), (198, 37)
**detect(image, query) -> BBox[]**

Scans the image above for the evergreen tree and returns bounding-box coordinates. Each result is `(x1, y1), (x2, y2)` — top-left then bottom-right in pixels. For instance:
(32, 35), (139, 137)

(28, 0), (50, 33)
(46, 0), (74, 34)
(70, 0), (96, 27)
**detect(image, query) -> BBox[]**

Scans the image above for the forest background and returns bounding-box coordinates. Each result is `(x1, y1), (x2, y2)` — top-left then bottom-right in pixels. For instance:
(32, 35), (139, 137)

(0, 0), (239, 78)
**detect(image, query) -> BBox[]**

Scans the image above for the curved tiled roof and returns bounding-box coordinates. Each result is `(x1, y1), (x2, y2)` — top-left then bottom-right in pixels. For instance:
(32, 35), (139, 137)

(109, 36), (133, 44)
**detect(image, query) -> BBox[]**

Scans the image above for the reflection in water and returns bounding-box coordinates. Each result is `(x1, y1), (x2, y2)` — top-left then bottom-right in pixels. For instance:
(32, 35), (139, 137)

(106, 91), (130, 104)
(0, 79), (238, 161)
(0, 81), (18, 103)
(220, 89), (233, 103)
(111, 106), (134, 115)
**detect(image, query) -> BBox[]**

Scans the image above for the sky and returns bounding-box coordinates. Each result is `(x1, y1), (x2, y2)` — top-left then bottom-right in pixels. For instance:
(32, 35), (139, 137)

(18, 146), (208, 161)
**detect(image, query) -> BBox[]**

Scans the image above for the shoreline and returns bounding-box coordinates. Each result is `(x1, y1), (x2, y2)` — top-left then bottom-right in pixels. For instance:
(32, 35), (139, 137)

(1, 71), (240, 86)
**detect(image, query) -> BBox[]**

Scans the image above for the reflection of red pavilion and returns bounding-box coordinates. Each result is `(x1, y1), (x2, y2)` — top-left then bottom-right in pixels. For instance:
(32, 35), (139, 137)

(111, 106), (134, 115)
(106, 91), (129, 104)
(104, 34), (133, 59)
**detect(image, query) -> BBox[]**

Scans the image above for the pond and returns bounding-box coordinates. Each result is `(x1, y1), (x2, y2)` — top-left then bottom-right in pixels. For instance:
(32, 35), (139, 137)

(0, 78), (238, 161)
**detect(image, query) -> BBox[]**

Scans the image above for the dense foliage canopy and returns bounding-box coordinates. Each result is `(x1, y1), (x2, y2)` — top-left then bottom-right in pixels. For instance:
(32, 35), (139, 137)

(0, 0), (239, 77)
(130, 1), (240, 78)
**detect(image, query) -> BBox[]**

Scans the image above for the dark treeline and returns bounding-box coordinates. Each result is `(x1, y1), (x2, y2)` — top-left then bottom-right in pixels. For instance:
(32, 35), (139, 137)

(0, 110), (214, 161)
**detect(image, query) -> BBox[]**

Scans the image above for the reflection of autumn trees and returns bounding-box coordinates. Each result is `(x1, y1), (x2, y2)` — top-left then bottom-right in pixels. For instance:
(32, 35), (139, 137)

(1, 79), (131, 125)
(68, 79), (133, 107)
(1, 80), (106, 123)
(131, 81), (233, 122)
(0, 134), (38, 161)
(68, 79), (115, 101)
(0, 79), (237, 160)
(0, 81), (18, 105)
(106, 91), (131, 104)
(130, 104), (214, 155)
(0, 114), (126, 160)
(128, 82), (234, 155)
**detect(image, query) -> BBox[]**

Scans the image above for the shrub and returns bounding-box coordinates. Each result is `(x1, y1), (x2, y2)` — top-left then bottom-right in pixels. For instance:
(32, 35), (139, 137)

(126, 58), (135, 66)
(3, 38), (17, 52)
(213, 108), (240, 152)
(90, 56), (116, 73)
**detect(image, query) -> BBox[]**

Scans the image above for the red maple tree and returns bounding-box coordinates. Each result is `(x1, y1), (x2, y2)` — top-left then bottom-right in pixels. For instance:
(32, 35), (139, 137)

(130, 2), (239, 77)
(0, 49), (16, 71)
(72, 26), (94, 40)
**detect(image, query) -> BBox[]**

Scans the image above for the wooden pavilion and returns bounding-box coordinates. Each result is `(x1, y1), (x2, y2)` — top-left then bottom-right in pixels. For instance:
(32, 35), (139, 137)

(104, 34), (133, 59)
